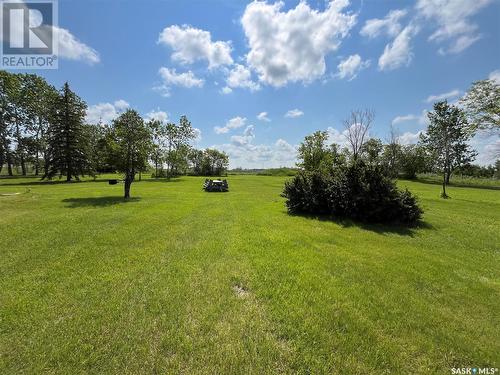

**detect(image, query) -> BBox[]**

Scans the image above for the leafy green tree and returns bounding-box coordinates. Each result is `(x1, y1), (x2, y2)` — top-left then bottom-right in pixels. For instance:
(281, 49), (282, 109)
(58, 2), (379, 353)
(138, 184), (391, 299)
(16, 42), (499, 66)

(44, 82), (89, 181)
(199, 149), (229, 176)
(460, 79), (500, 133)
(188, 148), (204, 175)
(361, 138), (383, 166)
(399, 145), (428, 179)
(3, 73), (29, 175)
(110, 109), (151, 199)
(0, 71), (15, 175)
(147, 119), (167, 177)
(419, 101), (476, 197)
(297, 130), (333, 172)
(22, 74), (58, 176)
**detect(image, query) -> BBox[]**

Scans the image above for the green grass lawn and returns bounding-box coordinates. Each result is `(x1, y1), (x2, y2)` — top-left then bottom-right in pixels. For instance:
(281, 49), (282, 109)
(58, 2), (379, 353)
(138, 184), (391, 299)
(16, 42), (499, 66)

(1, 175), (499, 374)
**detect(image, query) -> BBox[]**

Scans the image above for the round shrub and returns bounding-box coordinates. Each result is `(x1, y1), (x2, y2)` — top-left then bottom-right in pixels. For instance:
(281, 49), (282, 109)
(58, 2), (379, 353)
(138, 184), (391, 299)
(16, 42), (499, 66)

(282, 162), (423, 225)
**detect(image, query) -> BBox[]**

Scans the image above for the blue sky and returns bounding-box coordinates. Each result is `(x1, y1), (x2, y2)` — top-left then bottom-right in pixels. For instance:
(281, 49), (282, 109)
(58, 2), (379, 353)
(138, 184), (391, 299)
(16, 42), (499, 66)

(17, 0), (500, 168)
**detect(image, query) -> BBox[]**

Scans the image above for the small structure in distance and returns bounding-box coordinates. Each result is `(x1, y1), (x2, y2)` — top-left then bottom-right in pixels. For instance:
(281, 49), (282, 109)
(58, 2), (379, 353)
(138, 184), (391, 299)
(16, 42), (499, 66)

(203, 179), (229, 192)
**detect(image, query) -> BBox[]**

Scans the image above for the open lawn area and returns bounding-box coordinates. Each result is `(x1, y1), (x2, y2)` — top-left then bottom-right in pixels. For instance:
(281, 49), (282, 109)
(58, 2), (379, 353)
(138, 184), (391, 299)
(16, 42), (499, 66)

(1, 175), (499, 374)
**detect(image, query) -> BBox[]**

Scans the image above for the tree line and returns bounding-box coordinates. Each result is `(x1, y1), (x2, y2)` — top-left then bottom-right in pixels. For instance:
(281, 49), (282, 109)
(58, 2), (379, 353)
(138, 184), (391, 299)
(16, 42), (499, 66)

(0, 71), (229, 197)
(294, 74), (499, 200)
(283, 78), (499, 224)
(297, 75), (499, 199)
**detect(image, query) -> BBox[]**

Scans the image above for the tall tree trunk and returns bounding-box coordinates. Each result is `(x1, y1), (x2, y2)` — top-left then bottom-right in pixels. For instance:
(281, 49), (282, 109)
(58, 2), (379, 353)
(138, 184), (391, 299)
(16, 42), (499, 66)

(7, 151), (13, 176)
(124, 170), (134, 199)
(14, 117), (26, 176)
(34, 118), (42, 176)
(441, 172), (448, 198)
(445, 169), (451, 184)
(64, 92), (72, 182)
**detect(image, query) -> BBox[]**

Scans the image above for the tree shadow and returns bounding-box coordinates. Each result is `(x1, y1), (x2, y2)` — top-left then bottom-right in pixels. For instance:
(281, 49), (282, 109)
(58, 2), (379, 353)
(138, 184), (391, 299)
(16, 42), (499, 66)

(413, 177), (500, 191)
(0, 178), (109, 187)
(141, 177), (183, 183)
(62, 196), (141, 208)
(289, 211), (434, 237)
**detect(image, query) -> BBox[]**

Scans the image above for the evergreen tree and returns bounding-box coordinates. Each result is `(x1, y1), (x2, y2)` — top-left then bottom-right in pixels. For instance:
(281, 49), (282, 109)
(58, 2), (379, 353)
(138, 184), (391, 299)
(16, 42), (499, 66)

(45, 82), (89, 181)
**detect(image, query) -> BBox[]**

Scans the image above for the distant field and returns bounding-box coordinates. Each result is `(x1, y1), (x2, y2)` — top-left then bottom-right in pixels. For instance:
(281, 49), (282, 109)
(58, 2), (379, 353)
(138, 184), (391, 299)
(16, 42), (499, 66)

(1, 175), (499, 373)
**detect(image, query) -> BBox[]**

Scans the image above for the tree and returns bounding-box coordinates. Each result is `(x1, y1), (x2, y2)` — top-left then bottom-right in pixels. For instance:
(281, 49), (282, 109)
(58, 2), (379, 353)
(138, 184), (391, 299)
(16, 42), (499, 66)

(188, 148), (204, 175)
(343, 109), (374, 162)
(297, 130), (333, 172)
(22, 74), (58, 176)
(111, 109), (151, 199)
(399, 145), (427, 179)
(0, 71), (15, 175)
(147, 119), (166, 177)
(382, 125), (402, 177)
(419, 101), (477, 198)
(460, 79), (500, 133)
(0, 72), (57, 176)
(44, 82), (89, 181)
(200, 149), (229, 176)
(361, 138), (383, 166)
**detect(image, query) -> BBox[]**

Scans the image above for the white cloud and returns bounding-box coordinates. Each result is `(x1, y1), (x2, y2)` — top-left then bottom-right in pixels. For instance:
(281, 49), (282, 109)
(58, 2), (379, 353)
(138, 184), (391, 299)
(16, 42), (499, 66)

(193, 128), (202, 143)
(220, 86), (233, 94)
(488, 70), (500, 84)
(86, 99), (129, 124)
(392, 114), (419, 125)
(145, 110), (169, 123)
(223, 64), (260, 93)
(214, 116), (247, 134)
(214, 129), (297, 169)
(55, 27), (100, 64)
(360, 9), (408, 39)
(327, 126), (361, 148)
(416, 0), (492, 54)
(231, 125), (255, 146)
(425, 89), (461, 103)
(158, 25), (233, 68)
(378, 25), (418, 71)
(336, 54), (370, 80)
(285, 109), (304, 118)
(470, 132), (500, 165)
(392, 110), (429, 126)
(398, 130), (423, 145)
(156, 67), (204, 97)
(438, 34), (481, 55)
(114, 99), (130, 111)
(275, 138), (296, 154)
(241, 0), (357, 87)
(257, 112), (270, 122)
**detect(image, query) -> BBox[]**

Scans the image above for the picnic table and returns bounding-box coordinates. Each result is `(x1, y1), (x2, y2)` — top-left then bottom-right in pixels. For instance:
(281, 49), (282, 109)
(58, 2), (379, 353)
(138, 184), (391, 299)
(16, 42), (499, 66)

(203, 179), (229, 192)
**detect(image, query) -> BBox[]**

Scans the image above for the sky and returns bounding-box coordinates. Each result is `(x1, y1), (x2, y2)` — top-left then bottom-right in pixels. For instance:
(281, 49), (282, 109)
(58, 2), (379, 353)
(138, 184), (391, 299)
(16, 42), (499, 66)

(9, 0), (500, 168)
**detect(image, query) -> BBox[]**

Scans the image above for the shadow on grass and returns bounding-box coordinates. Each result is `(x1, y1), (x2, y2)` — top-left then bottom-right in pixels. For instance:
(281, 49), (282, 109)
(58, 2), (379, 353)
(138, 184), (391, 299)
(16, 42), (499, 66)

(0, 178), (110, 187)
(290, 211), (433, 237)
(141, 177), (183, 183)
(62, 196), (141, 208)
(412, 178), (500, 191)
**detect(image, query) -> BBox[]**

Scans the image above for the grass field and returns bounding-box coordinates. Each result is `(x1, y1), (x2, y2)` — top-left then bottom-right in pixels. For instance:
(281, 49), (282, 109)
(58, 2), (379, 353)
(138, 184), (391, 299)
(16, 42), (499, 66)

(1, 175), (499, 374)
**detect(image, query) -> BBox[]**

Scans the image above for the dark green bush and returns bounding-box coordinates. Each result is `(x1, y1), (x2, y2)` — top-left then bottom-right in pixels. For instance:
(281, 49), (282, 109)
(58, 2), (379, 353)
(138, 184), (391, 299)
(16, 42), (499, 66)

(282, 162), (423, 225)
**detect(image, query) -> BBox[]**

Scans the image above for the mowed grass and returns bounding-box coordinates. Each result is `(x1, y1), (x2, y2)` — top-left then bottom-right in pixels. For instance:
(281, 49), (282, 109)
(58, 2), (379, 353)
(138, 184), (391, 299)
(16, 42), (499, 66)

(0, 175), (499, 374)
